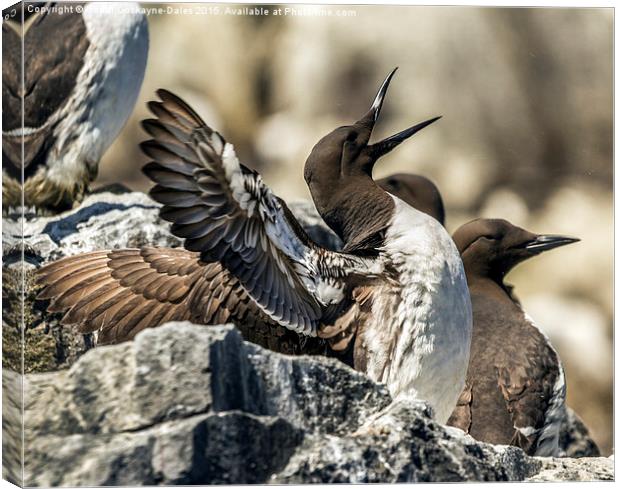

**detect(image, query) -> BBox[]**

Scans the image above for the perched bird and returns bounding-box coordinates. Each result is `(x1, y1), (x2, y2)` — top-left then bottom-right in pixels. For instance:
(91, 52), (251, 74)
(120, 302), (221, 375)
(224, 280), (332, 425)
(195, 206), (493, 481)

(447, 218), (578, 456)
(377, 173), (445, 226)
(37, 71), (472, 424)
(303, 68), (472, 423)
(2, 2), (148, 211)
(373, 178), (582, 455)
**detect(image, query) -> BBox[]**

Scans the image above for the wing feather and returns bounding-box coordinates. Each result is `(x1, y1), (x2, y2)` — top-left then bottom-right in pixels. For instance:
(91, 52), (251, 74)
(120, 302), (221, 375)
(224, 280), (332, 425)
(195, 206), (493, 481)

(36, 89), (379, 347)
(36, 247), (322, 353)
(140, 90), (347, 334)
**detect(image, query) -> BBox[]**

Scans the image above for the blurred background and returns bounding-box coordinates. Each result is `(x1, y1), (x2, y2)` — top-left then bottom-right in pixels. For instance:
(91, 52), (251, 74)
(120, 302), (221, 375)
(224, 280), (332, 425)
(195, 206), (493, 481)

(95, 4), (613, 454)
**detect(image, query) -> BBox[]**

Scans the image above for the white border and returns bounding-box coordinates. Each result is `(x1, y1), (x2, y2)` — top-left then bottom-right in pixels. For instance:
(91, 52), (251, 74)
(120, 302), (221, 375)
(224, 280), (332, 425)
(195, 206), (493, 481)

(0, 1), (615, 488)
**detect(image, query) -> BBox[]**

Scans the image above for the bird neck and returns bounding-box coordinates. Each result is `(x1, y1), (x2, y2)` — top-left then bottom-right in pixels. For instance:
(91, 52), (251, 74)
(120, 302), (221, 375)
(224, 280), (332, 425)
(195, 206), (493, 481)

(311, 175), (393, 247)
(467, 272), (515, 302)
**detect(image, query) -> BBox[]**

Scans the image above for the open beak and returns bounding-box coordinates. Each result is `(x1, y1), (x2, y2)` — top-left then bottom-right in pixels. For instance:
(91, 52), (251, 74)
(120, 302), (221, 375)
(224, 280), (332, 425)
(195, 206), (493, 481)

(368, 116), (441, 158)
(367, 67), (398, 124)
(356, 67), (441, 158)
(523, 235), (580, 254)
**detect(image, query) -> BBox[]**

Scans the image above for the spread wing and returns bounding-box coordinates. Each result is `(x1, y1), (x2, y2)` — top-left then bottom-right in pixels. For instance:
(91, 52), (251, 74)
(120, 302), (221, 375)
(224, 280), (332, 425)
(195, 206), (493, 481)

(140, 89), (378, 334)
(37, 89), (378, 343)
(36, 247), (314, 351)
(141, 90), (315, 333)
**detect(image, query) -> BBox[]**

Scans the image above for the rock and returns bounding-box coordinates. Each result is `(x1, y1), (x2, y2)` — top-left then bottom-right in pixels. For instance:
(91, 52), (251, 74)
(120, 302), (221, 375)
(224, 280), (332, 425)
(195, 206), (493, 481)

(527, 457), (614, 482)
(274, 401), (539, 483)
(2, 323), (610, 485)
(24, 323), (389, 438)
(5, 190), (182, 264)
(3, 190), (606, 483)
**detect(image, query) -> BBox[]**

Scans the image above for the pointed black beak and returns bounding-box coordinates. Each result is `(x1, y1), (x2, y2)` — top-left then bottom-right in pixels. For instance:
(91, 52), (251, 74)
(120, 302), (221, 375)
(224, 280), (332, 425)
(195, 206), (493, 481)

(369, 67), (398, 124)
(523, 235), (580, 253)
(368, 115), (442, 159)
(357, 67), (399, 130)
(355, 68), (440, 159)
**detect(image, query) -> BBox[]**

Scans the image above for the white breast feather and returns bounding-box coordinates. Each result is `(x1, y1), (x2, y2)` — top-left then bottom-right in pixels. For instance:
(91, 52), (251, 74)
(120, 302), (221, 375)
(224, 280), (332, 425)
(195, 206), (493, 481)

(47, 2), (149, 187)
(361, 196), (473, 424)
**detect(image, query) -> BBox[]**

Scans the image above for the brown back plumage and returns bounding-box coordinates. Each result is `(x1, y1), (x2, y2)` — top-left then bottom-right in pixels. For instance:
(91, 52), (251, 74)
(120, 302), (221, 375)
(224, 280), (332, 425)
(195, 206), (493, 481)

(447, 218), (579, 456)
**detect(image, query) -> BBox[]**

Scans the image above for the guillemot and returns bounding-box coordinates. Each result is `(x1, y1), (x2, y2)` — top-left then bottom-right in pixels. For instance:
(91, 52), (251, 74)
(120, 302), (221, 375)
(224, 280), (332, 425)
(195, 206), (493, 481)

(304, 68), (442, 253)
(304, 68), (472, 422)
(377, 173), (445, 226)
(316, 172), (446, 356)
(2, 2), (148, 212)
(447, 218), (578, 456)
(37, 74), (472, 424)
(369, 178), (577, 454)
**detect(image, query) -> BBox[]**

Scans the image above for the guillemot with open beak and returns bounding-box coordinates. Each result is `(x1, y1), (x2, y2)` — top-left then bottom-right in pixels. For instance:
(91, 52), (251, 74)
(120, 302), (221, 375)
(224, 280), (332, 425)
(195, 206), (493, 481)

(447, 218), (578, 456)
(304, 68), (442, 253)
(36, 71), (472, 424)
(2, 2), (148, 212)
(304, 68), (472, 422)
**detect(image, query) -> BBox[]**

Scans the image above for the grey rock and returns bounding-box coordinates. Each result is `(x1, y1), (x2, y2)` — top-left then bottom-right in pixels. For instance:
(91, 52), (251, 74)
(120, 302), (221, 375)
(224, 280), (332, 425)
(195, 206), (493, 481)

(274, 401), (540, 483)
(24, 323), (390, 438)
(6, 322), (611, 485)
(241, 340), (391, 435)
(527, 456), (614, 482)
(4, 191), (608, 484)
(5, 191), (182, 265)
(25, 412), (302, 486)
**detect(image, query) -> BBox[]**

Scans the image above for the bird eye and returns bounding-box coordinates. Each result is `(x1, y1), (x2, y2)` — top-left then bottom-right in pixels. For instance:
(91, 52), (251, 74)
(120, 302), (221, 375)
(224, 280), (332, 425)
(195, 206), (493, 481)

(387, 178), (400, 189)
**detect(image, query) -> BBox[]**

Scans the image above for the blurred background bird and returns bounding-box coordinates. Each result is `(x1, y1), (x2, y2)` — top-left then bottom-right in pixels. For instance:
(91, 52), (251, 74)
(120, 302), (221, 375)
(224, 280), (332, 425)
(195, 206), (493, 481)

(2, 1), (148, 212)
(377, 174), (445, 225)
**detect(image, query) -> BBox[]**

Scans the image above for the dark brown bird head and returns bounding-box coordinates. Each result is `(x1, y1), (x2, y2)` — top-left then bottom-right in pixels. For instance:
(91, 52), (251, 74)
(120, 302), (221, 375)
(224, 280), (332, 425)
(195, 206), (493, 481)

(453, 218), (579, 283)
(377, 173), (445, 225)
(304, 68), (441, 244)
